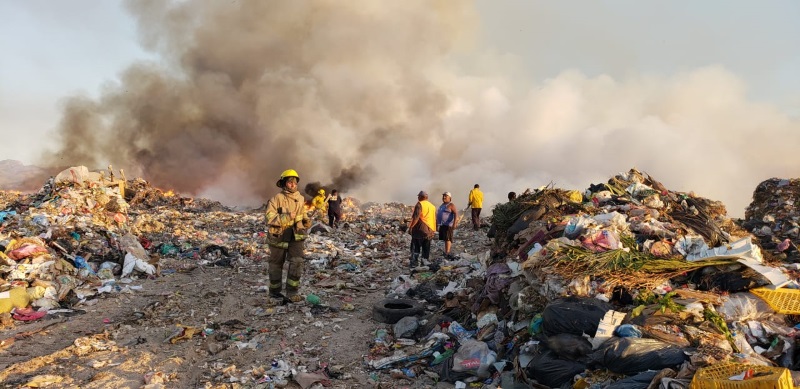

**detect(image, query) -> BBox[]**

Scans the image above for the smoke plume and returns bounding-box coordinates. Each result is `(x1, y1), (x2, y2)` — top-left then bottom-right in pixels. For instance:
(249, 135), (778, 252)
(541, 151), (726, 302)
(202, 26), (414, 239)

(40, 1), (800, 217)
(43, 0), (475, 206)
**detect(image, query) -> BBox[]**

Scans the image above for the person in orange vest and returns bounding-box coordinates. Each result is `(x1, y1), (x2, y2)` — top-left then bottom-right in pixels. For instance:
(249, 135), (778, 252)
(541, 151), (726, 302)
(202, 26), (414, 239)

(408, 191), (437, 268)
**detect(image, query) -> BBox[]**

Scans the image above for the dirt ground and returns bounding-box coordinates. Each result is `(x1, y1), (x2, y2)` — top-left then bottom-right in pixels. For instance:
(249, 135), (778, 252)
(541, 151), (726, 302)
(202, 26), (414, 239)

(0, 259), (387, 388)
(0, 227), (489, 389)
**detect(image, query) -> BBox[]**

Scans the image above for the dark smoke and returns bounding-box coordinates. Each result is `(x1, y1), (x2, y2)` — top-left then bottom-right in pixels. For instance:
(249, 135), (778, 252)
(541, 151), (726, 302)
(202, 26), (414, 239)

(40, 0), (473, 206)
(303, 166), (371, 198)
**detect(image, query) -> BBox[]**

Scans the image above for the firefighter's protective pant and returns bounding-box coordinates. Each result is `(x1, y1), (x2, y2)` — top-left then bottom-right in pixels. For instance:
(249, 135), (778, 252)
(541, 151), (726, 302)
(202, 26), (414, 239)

(268, 242), (304, 296)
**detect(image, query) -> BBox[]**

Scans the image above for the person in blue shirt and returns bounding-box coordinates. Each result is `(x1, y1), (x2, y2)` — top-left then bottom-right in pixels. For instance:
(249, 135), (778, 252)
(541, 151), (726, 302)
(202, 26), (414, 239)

(436, 192), (458, 259)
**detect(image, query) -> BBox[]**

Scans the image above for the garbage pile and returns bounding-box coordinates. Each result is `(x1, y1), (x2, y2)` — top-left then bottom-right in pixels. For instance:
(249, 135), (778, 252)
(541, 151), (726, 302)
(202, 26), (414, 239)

(0, 166), (159, 321)
(744, 177), (800, 263)
(1, 165), (418, 387)
(5, 164), (800, 388)
(365, 168), (800, 388)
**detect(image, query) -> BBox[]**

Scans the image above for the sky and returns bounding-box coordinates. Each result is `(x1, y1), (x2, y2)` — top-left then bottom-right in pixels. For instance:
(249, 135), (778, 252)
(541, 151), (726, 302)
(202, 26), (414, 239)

(1, 0), (798, 217)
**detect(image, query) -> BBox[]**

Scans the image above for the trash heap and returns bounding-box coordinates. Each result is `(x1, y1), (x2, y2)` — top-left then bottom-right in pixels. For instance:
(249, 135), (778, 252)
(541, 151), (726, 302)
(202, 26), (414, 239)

(743, 177), (800, 263)
(1, 165), (420, 387)
(5, 164), (800, 388)
(366, 168), (800, 388)
(0, 167), (159, 320)
(0, 165), (386, 314)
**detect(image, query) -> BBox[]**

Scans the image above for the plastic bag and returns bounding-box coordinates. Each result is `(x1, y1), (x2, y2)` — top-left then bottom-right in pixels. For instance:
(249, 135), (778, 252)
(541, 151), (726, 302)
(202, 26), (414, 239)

(626, 182), (656, 198)
(581, 230), (622, 252)
(393, 316), (419, 338)
(543, 333), (592, 361)
(590, 337), (687, 375)
(452, 339), (496, 377)
(122, 252), (156, 277)
(592, 211), (628, 233)
(605, 370), (659, 389)
(449, 321), (476, 341)
(542, 297), (612, 337)
(615, 324), (643, 338)
(526, 349), (586, 387)
(718, 292), (774, 321)
(564, 215), (594, 239)
(391, 275), (418, 295)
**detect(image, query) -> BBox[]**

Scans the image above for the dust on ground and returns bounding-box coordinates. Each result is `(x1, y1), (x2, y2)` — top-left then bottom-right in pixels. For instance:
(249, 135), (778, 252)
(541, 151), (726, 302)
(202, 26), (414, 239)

(0, 219), (489, 389)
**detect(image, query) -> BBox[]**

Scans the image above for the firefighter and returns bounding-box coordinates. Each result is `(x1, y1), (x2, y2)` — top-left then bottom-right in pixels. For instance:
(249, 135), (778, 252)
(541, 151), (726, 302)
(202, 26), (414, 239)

(265, 169), (311, 302)
(311, 188), (327, 220)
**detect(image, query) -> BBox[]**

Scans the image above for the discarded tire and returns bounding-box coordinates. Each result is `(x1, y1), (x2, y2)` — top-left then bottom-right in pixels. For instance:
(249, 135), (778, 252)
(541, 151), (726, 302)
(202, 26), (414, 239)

(372, 298), (424, 324)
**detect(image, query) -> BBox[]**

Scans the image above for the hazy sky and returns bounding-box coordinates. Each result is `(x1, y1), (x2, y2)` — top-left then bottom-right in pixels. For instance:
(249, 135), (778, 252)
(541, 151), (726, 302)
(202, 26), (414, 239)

(1, 0), (798, 216)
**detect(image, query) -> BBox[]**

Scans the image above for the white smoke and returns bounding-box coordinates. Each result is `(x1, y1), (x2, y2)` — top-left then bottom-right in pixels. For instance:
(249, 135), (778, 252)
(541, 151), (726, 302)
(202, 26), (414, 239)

(371, 66), (800, 218)
(37, 0), (799, 218)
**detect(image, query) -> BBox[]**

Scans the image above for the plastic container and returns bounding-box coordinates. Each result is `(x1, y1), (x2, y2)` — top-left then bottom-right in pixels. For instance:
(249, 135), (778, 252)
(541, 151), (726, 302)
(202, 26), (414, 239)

(749, 287), (800, 314)
(689, 363), (792, 389)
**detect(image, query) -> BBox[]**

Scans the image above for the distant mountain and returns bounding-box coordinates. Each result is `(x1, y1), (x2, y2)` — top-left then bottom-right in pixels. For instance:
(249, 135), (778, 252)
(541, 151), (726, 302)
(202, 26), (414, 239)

(0, 160), (54, 191)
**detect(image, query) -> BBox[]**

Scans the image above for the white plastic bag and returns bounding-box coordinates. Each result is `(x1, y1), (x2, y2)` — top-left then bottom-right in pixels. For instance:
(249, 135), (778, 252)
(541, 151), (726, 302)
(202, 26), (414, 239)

(122, 253), (156, 277)
(452, 339), (497, 377)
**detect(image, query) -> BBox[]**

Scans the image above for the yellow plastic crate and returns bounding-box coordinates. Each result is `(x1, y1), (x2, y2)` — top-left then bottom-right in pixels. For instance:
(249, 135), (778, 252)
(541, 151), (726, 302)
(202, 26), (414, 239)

(690, 363), (792, 389)
(750, 287), (800, 314)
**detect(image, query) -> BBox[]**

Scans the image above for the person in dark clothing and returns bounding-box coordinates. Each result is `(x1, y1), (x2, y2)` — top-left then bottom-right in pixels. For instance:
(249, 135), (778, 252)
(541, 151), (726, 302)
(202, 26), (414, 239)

(325, 189), (343, 228)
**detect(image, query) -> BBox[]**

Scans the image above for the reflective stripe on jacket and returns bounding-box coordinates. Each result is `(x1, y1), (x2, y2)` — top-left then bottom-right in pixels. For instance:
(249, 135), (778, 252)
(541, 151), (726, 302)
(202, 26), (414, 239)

(312, 194), (326, 211)
(265, 190), (309, 247)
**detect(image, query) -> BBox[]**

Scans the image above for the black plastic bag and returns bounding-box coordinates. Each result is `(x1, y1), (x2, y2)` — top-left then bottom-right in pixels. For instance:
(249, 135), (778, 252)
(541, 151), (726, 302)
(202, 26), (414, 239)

(541, 333), (592, 362)
(604, 370), (658, 389)
(590, 337), (687, 375)
(542, 297), (612, 337)
(526, 349), (586, 388)
(693, 267), (767, 293)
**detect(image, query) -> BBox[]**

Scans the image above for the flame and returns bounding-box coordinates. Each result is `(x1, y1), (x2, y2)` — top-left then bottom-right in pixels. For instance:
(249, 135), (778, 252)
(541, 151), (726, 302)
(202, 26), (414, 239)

(163, 190), (176, 197)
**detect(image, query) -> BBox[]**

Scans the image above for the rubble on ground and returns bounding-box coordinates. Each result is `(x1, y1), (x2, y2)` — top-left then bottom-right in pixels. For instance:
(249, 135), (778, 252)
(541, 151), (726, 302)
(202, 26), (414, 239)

(743, 178), (800, 263)
(2, 166), (800, 388)
(364, 168), (800, 388)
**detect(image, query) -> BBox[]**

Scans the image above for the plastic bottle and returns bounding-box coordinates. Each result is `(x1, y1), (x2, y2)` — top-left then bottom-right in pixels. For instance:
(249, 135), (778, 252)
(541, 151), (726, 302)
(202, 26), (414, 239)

(0, 286), (46, 313)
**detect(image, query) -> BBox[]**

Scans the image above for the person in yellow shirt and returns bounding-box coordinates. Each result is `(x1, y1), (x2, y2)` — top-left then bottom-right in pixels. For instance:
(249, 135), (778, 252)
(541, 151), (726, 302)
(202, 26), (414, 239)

(468, 184), (484, 231)
(408, 191), (437, 268)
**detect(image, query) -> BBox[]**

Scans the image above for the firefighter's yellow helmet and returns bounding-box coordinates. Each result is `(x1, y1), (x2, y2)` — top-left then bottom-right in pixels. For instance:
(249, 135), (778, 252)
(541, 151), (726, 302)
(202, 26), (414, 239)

(318, 189), (325, 195)
(276, 169), (300, 187)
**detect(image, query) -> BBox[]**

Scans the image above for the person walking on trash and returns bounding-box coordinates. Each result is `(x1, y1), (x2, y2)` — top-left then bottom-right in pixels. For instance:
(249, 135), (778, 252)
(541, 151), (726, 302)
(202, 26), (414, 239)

(265, 169), (312, 302)
(325, 189), (343, 228)
(468, 184), (484, 230)
(436, 192), (458, 259)
(408, 191), (437, 269)
(311, 188), (327, 221)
